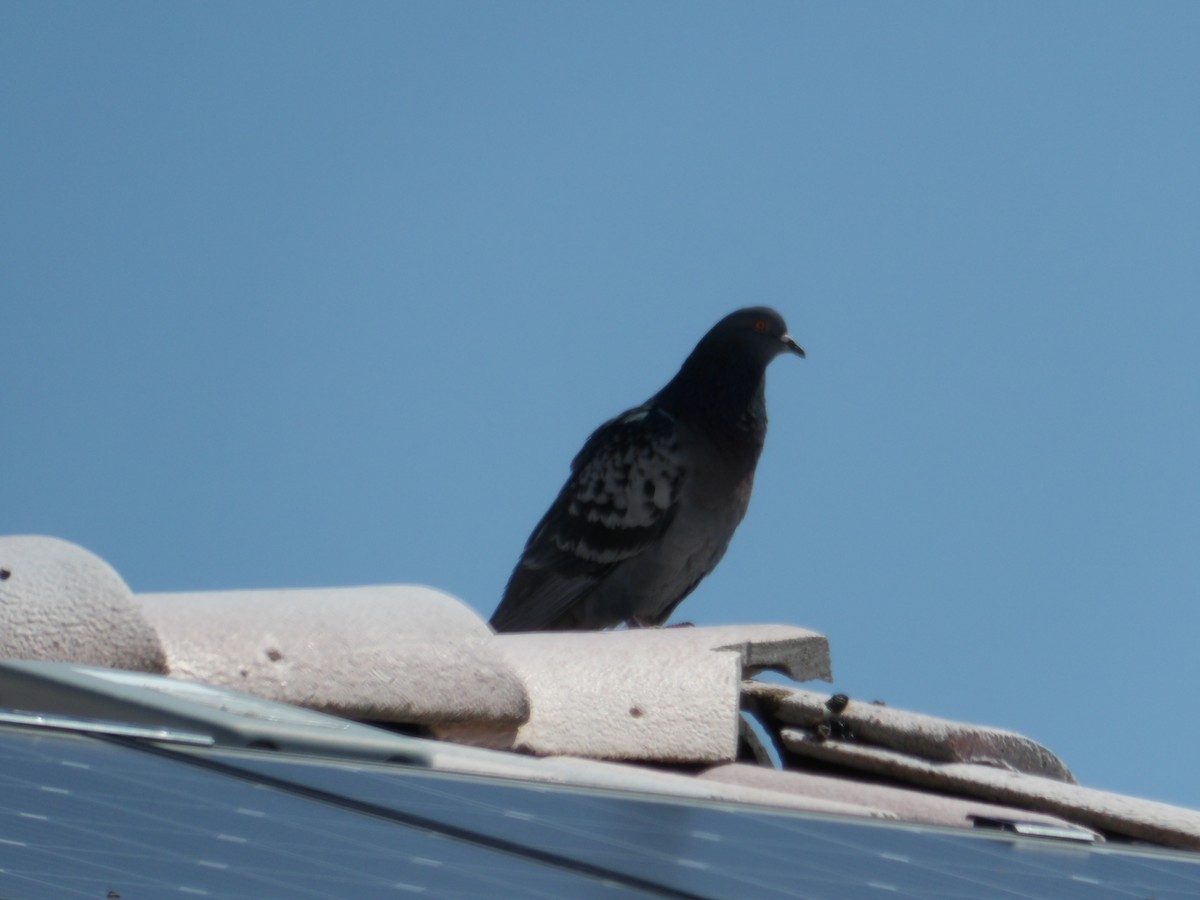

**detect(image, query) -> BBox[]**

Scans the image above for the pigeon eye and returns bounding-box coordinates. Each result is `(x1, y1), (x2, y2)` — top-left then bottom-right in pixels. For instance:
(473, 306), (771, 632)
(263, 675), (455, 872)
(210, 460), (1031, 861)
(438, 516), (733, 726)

(753, 319), (768, 332)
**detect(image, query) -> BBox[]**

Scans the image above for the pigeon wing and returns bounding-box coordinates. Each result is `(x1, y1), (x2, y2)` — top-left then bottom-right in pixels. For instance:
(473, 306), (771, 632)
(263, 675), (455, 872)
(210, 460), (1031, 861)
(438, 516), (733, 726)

(490, 406), (685, 631)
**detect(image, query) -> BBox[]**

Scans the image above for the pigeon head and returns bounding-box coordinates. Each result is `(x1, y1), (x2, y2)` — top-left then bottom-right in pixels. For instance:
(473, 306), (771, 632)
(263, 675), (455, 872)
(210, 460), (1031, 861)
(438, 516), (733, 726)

(701, 306), (806, 364)
(655, 306), (804, 428)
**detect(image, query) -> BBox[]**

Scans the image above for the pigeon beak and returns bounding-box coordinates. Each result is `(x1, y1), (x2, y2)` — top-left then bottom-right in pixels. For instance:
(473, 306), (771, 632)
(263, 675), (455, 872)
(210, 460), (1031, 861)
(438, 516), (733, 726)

(782, 334), (806, 358)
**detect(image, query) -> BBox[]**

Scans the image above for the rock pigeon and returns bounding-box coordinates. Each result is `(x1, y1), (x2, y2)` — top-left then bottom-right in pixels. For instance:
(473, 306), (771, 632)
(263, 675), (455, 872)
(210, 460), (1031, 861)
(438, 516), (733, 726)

(490, 307), (804, 633)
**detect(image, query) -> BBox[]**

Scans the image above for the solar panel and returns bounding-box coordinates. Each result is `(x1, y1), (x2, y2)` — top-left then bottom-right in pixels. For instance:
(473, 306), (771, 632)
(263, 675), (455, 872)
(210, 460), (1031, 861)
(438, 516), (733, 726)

(0, 727), (652, 899)
(203, 746), (1200, 900)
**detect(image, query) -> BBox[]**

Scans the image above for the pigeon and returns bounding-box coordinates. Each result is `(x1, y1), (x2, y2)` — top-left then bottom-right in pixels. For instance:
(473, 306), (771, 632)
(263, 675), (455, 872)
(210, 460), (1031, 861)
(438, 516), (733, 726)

(490, 307), (805, 633)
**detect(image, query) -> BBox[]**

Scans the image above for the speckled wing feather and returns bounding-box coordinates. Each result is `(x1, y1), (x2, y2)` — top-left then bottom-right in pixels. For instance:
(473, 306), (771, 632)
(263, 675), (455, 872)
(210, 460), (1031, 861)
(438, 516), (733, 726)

(490, 406), (685, 631)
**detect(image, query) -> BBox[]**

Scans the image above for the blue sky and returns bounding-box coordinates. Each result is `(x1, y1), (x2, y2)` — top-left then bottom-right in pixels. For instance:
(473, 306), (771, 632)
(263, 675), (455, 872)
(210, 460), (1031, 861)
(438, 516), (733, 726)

(4, 3), (1199, 808)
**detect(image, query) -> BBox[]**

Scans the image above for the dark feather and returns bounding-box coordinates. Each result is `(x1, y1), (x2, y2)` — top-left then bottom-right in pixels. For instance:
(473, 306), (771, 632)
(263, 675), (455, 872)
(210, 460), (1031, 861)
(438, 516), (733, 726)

(490, 407), (684, 631)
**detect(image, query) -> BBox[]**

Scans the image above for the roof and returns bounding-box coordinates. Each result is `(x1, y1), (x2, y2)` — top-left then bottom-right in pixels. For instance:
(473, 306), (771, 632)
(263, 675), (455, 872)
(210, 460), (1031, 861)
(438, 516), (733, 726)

(2, 533), (1199, 898)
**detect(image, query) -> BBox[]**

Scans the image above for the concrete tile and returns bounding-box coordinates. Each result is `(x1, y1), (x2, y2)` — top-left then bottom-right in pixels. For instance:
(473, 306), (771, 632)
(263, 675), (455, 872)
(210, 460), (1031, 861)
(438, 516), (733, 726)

(747, 682), (1073, 782)
(423, 744), (891, 818)
(683, 623), (832, 682)
(700, 762), (1099, 838)
(0, 535), (165, 672)
(136, 584), (528, 726)
(782, 729), (1200, 851)
(437, 628), (746, 762)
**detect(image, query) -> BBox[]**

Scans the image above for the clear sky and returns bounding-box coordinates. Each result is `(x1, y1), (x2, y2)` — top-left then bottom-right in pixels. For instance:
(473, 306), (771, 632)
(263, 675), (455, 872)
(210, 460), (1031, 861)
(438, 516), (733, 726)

(4, 3), (1198, 809)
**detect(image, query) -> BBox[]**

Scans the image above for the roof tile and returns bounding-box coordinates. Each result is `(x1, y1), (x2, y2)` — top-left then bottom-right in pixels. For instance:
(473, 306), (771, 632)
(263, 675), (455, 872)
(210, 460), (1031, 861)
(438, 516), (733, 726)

(690, 623), (832, 681)
(746, 682), (1073, 782)
(436, 628), (749, 762)
(781, 729), (1200, 850)
(0, 535), (165, 672)
(699, 762), (1099, 839)
(423, 744), (894, 818)
(136, 585), (528, 726)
